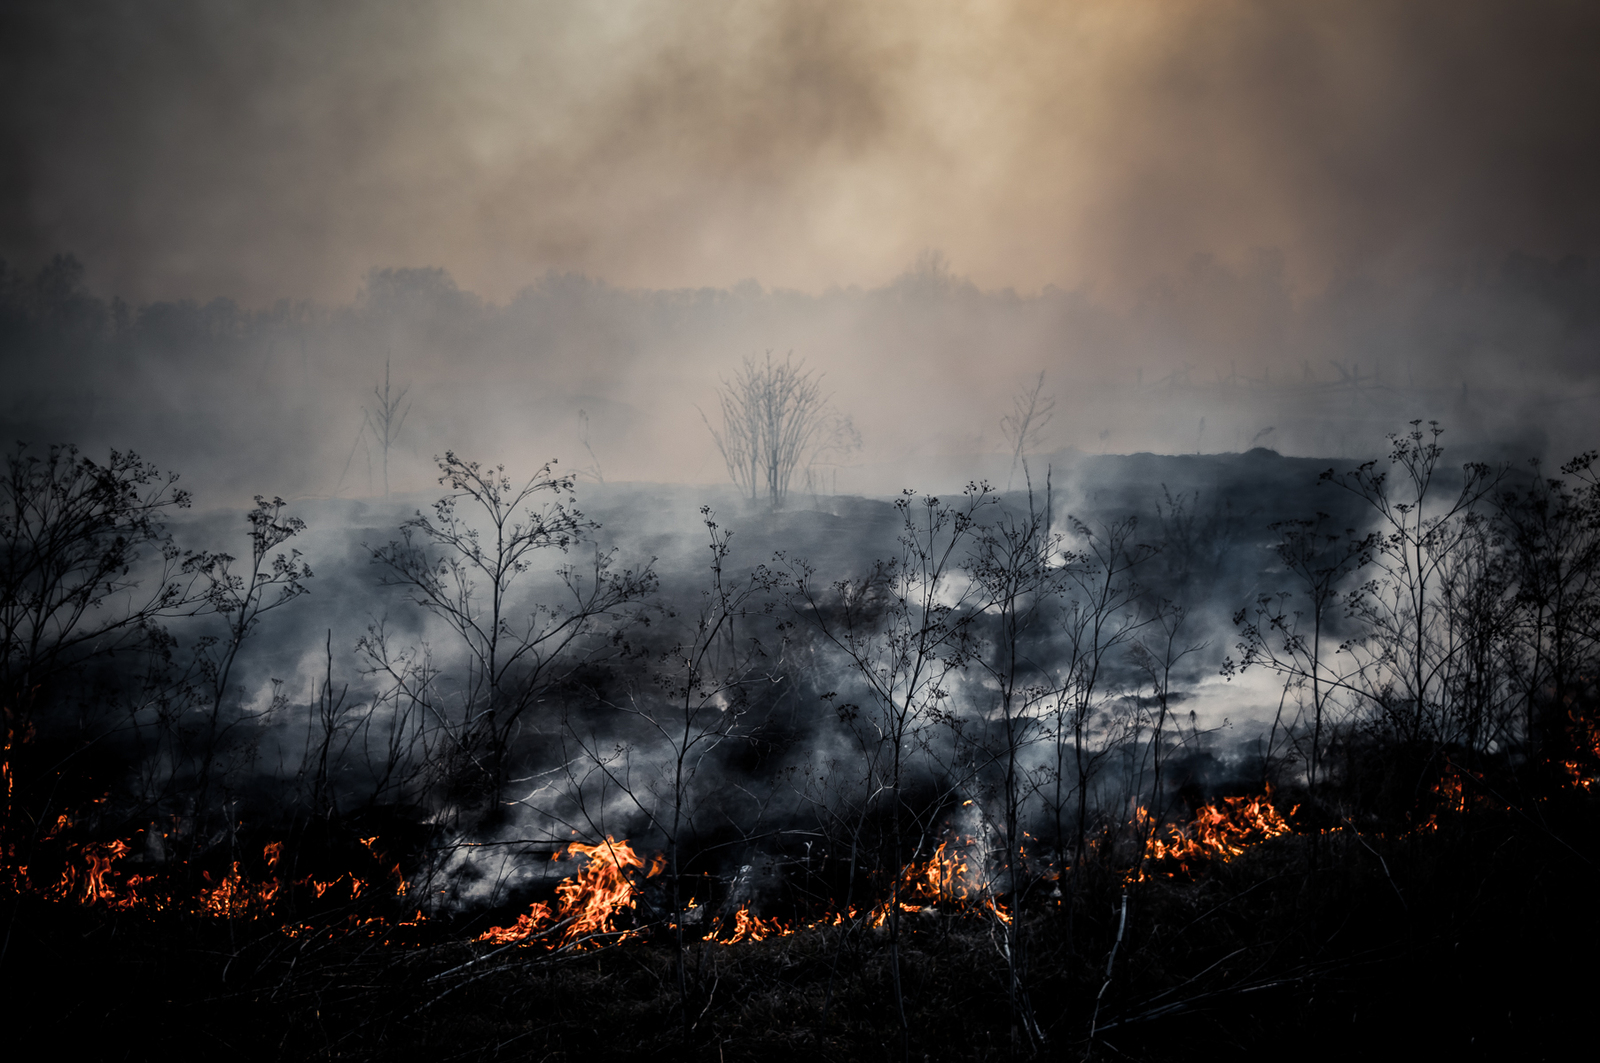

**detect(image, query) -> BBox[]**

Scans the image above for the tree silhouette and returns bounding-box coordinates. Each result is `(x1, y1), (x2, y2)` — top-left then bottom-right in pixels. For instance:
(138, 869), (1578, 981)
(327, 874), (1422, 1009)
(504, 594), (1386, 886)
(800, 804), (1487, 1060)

(1001, 371), (1055, 491)
(702, 352), (854, 510)
(363, 357), (411, 499)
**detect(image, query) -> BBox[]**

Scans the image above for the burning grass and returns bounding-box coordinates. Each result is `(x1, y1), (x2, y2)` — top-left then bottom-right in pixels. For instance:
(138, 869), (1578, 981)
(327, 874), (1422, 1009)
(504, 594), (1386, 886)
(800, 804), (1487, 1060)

(1134, 790), (1296, 881)
(5, 754), (1599, 1060)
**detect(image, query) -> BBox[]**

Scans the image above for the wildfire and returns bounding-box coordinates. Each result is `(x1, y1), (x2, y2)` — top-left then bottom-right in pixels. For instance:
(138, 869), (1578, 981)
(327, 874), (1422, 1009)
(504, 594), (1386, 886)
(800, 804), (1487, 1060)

(1435, 772), (1468, 814)
(865, 837), (999, 927)
(10, 785), (1304, 959)
(478, 836), (661, 948)
(1137, 792), (1293, 878)
(485, 835), (997, 948)
(14, 819), (413, 933)
(28, 814), (169, 911)
(51, 838), (131, 907)
(713, 900), (790, 944)
(1414, 761), (1517, 833)
(905, 839), (972, 904)
(199, 855), (282, 920)
(1561, 709), (1600, 790)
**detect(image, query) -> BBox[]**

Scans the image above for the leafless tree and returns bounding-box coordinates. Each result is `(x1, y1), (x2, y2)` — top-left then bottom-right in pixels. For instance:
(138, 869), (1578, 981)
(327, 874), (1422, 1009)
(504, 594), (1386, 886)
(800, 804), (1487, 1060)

(0, 444), (200, 714)
(965, 476), (1062, 1048)
(560, 506), (779, 1041)
(364, 356), (411, 499)
(1127, 601), (1204, 861)
(702, 352), (855, 510)
(1048, 515), (1159, 865)
(1001, 371), (1055, 491)
(1228, 515), (1370, 792)
(1495, 453), (1600, 757)
(366, 453), (656, 806)
(1322, 422), (1502, 748)
(184, 496), (314, 843)
(0, 444), (212, 888)
(575, 408), (605, 485)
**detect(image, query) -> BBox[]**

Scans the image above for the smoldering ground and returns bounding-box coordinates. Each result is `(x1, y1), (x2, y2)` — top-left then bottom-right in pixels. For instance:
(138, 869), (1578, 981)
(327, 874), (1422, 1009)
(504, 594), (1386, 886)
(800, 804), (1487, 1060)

(27, 445), (1399, 902)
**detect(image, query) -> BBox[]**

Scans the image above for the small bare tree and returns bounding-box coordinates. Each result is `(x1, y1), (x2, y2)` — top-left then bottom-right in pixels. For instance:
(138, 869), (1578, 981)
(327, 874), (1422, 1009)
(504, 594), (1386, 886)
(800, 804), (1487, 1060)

(1322, 422), (1501, 747)
(702, 352), (853, 510)
(184, 496), (314, 853)
(561, 506), (778, 1041)
(1048, 515), (1158, 865)
(1001, 371), (1055, 491)
(965, 476), (1063, 1048)
(1227, 515), (1370, 792)
(0, 444), (199, 713)
(788, 484), (993, 1043)
(364, 357), (411, 499)
(575, 409), (605, 485)
(366, 453), (655, 807)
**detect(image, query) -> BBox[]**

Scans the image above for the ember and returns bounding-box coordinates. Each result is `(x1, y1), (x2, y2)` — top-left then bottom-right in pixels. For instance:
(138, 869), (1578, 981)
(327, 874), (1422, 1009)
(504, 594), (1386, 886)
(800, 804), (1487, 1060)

(1562, 709), (1600, 790)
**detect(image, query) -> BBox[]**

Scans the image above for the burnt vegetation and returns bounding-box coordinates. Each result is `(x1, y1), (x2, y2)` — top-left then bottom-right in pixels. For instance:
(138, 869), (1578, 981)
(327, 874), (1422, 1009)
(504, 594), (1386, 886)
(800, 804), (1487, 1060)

(4, 421), (1599, 1062)
(3, 269), (1600, 1062)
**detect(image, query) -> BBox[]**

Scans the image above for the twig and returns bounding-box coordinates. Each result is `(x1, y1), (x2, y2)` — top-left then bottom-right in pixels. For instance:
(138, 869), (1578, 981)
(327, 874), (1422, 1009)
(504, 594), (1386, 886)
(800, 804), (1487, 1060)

(425, 918), (574, 983)
(1342, 819), (1407, 913)
(1167, 872), (1286, 941)
(1087, 890), (1128, 1045)
(1452, 769), (1595, 867)
(1127, 944), (1256, 1010)
(692, 973), (720, 1031)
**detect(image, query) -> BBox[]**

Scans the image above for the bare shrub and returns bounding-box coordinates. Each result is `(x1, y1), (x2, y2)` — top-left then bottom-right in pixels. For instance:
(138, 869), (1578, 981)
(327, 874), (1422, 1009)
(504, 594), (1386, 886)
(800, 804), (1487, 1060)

(702, 352), (857, 510)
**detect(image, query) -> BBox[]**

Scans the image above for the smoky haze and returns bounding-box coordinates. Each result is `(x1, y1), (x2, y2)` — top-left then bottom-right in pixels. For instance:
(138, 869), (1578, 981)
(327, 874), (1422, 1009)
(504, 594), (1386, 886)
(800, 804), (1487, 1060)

(2, 0), (1600, 497)
(4, 0), (1600, 301)
(1, 254), (1596, 503)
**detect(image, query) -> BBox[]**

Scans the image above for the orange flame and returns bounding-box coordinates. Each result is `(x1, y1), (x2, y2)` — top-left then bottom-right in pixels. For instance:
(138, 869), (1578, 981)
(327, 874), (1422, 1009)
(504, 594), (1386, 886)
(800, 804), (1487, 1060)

(1137, 792), (1293, 879)
(478, 836), (661, 948)
(863, 837), (999, 927)
(712, 900), (792, 944)
(199, 844), (283, 920)
(1561, 709), (1600, 790)
(20, 825), (411, 930)
(49, 838), (131, 906)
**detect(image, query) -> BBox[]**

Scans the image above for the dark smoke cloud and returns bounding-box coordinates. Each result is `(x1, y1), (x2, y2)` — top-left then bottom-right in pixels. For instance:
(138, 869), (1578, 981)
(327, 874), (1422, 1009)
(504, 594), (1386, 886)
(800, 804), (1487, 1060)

(3, 1), (1599, 304)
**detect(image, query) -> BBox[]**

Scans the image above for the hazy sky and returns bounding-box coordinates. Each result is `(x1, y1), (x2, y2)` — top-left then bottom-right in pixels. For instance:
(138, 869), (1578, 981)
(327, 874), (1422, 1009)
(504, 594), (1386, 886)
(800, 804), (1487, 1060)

(5, 0), (1600, 306)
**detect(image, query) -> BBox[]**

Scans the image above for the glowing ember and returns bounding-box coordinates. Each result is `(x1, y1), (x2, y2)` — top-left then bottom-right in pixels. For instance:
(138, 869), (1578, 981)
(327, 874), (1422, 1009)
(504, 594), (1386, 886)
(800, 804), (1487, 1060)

(1561, 709), (1600, 790)
(1435, 772), (1468, 814)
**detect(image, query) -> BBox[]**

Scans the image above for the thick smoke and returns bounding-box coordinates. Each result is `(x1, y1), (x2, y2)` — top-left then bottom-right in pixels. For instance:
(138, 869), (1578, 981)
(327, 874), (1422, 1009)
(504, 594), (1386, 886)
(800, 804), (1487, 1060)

(3, 1), (1599, 302)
